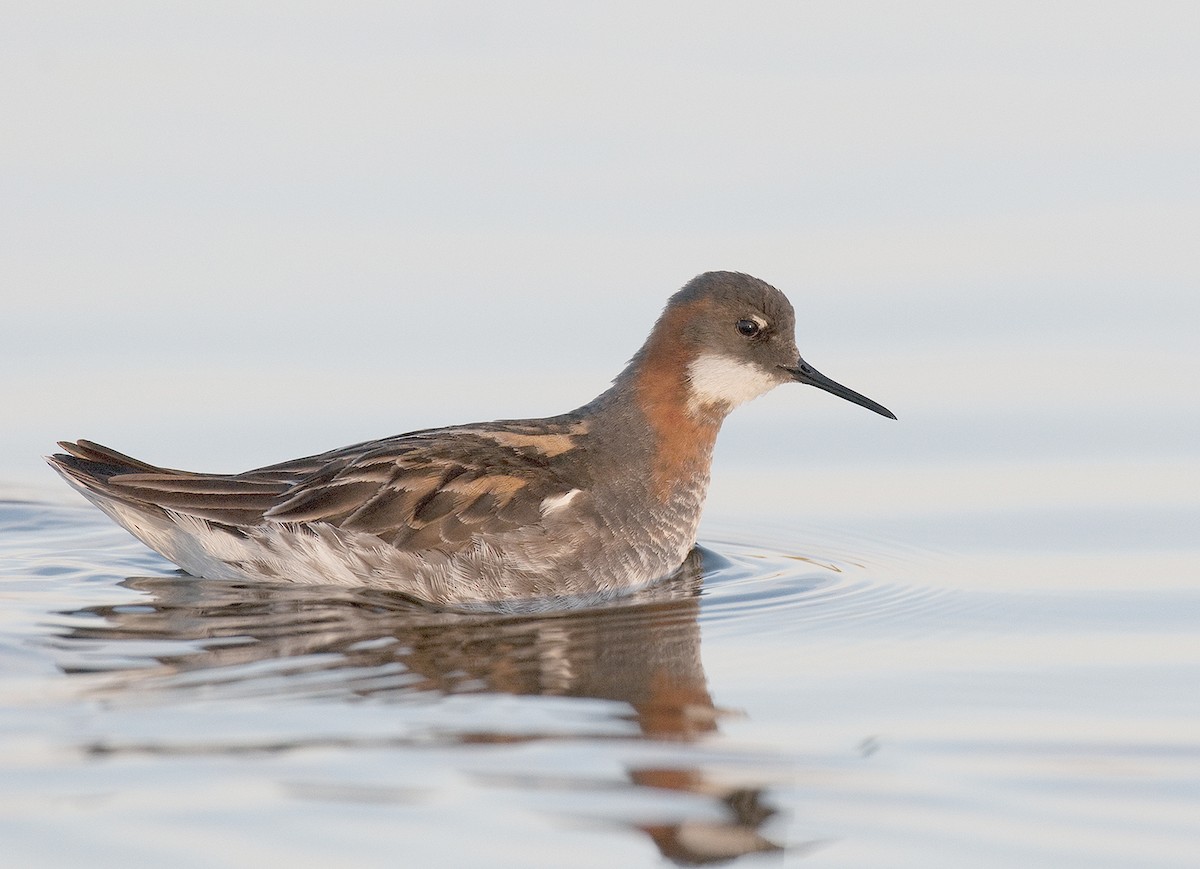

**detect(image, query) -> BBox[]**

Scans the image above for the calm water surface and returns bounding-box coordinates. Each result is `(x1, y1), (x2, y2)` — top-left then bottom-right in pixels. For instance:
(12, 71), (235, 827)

(2, 496), (1196, 867)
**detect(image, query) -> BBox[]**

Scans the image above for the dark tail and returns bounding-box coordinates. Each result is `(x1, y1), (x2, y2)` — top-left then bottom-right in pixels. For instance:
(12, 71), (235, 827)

(47, 440), (288, 527)
(49, 439), (173, 483)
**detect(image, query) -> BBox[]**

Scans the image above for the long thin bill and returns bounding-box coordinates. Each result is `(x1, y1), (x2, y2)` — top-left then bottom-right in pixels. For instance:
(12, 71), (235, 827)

(787, 359), (897, 419)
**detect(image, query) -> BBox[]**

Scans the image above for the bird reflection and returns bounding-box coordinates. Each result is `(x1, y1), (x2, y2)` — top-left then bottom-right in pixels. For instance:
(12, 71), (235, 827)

(52, 547), (785, 863)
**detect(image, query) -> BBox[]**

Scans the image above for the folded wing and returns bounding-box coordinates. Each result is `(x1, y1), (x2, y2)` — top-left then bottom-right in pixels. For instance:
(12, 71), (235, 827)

(51, 431), (587, 554)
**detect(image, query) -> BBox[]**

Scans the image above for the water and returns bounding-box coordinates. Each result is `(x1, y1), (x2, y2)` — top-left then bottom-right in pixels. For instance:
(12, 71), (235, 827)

(2, 496), (1196, 867)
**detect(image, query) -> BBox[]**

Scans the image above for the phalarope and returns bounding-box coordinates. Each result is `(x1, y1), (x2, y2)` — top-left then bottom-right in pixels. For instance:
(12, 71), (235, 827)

(49, 271), (895, 610)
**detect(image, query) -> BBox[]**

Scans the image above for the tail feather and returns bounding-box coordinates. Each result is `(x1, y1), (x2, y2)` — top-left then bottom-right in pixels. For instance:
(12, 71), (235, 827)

(54, 439), (172, 474)
(47, 440), (288, 527)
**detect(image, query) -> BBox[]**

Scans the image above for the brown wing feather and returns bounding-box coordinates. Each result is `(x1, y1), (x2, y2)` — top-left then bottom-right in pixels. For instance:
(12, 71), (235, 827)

(53, 421), (591, 551)
(264, 431), (589, 552)
(104, 473), (288, 523)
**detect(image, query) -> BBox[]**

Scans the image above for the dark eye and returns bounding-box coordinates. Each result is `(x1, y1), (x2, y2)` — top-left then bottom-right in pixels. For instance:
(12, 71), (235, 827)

(736, 319), (761, 338)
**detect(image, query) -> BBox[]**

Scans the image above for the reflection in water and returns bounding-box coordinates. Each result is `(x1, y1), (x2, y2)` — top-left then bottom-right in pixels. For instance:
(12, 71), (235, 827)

(634, 770), (786, 864)
(50, 546), (786, 863)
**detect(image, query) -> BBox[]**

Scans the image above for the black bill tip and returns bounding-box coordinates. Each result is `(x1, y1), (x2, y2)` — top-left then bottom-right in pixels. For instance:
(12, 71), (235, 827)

(784, 360), (897, 420)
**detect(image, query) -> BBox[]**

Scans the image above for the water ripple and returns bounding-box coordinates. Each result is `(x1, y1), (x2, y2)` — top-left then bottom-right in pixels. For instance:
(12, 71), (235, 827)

(5, 498), (994, 720)
(697, 533), (969, 636)
(4, 499), (1198, 868)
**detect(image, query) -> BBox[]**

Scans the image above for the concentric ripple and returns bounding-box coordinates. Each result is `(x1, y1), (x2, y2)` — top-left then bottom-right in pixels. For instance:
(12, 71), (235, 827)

(695, 524), (974, 636)
(5, 500), (973, 632)
(4, 500), (978, 702)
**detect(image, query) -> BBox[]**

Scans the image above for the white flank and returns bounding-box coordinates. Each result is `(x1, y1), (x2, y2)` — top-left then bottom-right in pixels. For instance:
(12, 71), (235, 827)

(540, 488), (581, 515)
(686, 353), (779, 413)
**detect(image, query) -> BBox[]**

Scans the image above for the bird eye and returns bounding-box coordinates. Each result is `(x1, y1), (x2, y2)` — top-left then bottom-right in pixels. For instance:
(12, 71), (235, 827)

(736, 319), (761, 338)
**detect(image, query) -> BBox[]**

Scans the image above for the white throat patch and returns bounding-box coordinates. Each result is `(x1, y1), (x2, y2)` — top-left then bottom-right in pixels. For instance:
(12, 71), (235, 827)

(686, 353), (780, 414)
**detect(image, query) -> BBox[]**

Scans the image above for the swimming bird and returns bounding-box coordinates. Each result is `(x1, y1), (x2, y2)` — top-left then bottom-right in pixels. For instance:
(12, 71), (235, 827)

(48, 271), (895, 611)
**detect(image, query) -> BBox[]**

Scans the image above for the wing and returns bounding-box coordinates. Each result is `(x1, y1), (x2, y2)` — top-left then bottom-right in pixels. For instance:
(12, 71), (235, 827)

(262, 426), (592, 552)
(52, 419), (593, 554)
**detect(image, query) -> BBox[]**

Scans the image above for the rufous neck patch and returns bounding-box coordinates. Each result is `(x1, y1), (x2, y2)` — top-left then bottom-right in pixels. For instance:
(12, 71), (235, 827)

(632, 302), (723, 500)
